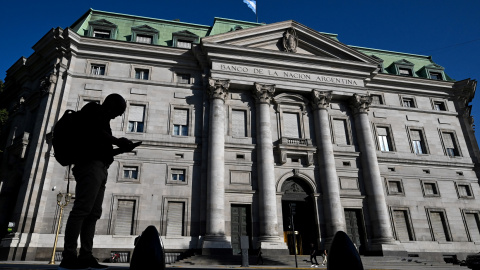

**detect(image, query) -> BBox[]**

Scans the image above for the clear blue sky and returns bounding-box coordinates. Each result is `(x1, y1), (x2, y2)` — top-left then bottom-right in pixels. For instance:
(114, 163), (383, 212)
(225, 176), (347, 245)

(1, 0), (480, 141)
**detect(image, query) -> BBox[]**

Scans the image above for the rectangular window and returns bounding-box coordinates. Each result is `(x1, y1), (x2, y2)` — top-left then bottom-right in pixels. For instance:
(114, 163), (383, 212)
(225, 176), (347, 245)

(123, 166), (139, 179)
(430, 72), (443, 80)
(399, 68), (413, 76)
(177, 40), (192, 49)
(283, 112), (301, 138)
(114, 200), (135, 235)
(128, 105), (145, 133)
(393, 210), (414, 241)
(410, 129), (426, 154)
(171, 169), (185, 181)
(91, 64), (105, 75)
(388, 180), (403, 195)
(423, 182), (439, 196)
(136, 35), (152, 44)
(429, 211), (451, 241)
(402, 98), (415, 108)
(232, 110), (247, 137)
(377, 127), (393, 152)
(442, 132), (460, 157)
(166, 202), (185, 236)
(457, 184), (473, 198)
(371, 94), (383, 105)
(93, 30), (110, 39)
(177, 73), (191, 84)
(135, 69), (149, 80)
(434, 101), (446, 111)
(173, 108), (189, 136)
(465, 212), (480, 242)
(333, 119), (350, 145)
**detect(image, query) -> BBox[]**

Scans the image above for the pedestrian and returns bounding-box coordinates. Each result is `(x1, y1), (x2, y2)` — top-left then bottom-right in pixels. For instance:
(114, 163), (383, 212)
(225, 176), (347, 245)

(256, 246), (263, 265)
(322, 249), (328, 266)
(310, 242), (319, 267)
(59, 94), (141, 270)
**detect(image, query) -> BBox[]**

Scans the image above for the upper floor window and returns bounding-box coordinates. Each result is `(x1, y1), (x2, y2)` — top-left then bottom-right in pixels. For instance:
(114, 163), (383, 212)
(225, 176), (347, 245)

(429, 72), (443, 80)
(88, 19), (117, 40)
(421, 63), (446, 81)
(434, 101), (447, 111)
(91, 64), (105, 75)
(173, 108), (189, 136)
(136, 35), (152, 44)
(123, 166), (139, 179)
(135, 69), (149, 80)
(402, 97), (415, 108)
(172, 30), (198, 49)
(409, 129), (427, 155)
(131, 24), (159, 45)
(441, 131), (461, 157)
(171, 169), (186, 182)
(231, 109), (247, 137)
(177, 73), (191, 84)
(399, 68), (413, 76)
(283, 112), (301, 138)
(332, 118), (351, 145)
(128, 105), (146, 133)
(177, 40), (192, 49)
(377, 126), (394, 152)
(371, 94), (384, 105)
(93, 30), (111, 39)
(390, 59), (415, 77)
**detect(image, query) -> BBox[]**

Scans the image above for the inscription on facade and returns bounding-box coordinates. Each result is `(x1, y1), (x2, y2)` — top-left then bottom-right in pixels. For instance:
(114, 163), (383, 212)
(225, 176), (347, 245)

(214, 63), (364, 87)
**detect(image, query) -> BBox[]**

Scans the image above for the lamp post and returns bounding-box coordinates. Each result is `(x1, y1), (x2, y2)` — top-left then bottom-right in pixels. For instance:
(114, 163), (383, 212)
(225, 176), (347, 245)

(49, 192), (72, 265)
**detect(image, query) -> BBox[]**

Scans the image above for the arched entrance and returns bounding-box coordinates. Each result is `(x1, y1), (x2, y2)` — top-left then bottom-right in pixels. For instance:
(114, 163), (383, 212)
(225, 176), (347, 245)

(281, 178), (318, 255)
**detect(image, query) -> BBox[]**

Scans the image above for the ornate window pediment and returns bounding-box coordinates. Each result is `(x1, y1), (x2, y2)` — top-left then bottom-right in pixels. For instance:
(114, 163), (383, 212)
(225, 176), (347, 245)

(172, 30), (199, 49)
(388, 59), (415, 77)
(88, 19), (117, 39)
(419, 63), (445, 81)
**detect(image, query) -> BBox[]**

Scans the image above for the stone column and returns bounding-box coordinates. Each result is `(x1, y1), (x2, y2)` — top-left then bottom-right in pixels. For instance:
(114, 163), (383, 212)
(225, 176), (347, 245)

(350, 94), (394, 244)
(253, 83), (283, 247)
(204, 78), (230, 248)
(311, 90), (345, 242)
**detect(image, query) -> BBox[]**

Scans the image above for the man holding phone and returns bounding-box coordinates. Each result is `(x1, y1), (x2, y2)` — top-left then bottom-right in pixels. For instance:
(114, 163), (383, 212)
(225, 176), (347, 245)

(59, 94), (141, 270)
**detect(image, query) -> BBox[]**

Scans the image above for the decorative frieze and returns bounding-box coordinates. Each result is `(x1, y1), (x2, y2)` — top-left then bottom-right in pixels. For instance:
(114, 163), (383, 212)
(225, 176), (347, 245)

(311, 90), (332, 110)
(253, 83), (275, 104)
(208, 78), (230, 101)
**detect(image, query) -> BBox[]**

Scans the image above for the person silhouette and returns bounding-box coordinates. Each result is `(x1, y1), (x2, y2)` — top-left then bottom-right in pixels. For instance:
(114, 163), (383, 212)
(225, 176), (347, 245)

(59, 94), (140, 270)
(310, 242), (319, 267)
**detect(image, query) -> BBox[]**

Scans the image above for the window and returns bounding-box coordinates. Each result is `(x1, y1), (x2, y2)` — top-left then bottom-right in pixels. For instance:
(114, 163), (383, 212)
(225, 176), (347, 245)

(441, 131), (460, 157)
(434, 101), (446, 111)
(171, 169), (185, 182)
(283, 112), (301, 138)
(231, 109), (247, 137)
(136, 34), (152, 44)
(177, 73), (191, 84)
(402, 97), (415, 108)
(176, 40), (192, 49)
(123, 166), (139, 179)
(172, 30), (198, 49)
(173, 108), (189, 136)
(91, 64), (105, 75)
(333, 118), (351, 145)
(456, 183), (474, 198)
(114, 200), (136, 235)
(135, 69), (149, 80)
(128, 105), (145, 133)
(387, 179), (404, 195)
(93, 30), (111, 39)
(371, 94), (383, 105)
(427, 209), (451, 242)
(429, 72), (443, 80)
(464, 211), (480, 242)
(166, 202), (185, 236)
(377, 126), (393, 152)
(399, 68), (413, 76)
(410, 129), (427, 154)
(422, 181), (440, 197)
(392, 209), (414, 241)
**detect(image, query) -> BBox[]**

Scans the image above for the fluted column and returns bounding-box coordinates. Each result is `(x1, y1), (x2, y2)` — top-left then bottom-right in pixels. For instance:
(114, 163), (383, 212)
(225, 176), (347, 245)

(205, 78), (229, 243)
(253, 83), (280, 242)
(311, 90), (345, 241)
(350, 94), (394, 244)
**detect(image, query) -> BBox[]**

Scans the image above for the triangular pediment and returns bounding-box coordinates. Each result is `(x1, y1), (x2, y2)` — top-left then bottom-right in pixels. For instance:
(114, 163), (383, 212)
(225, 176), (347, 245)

(132, 24), (159, 33)
(89, 19), (117, 28)
(202, 20), (378, 64)
(394, 59), (414, 66)
(173, 30), (198, 38)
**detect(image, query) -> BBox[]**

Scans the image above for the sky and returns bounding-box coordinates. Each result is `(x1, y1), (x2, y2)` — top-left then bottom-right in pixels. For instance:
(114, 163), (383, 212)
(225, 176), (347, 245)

(1, 0), (479, 140)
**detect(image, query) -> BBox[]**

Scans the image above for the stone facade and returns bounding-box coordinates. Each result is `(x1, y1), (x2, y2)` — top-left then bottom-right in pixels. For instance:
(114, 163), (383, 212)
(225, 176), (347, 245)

(0, 9), (479, 261)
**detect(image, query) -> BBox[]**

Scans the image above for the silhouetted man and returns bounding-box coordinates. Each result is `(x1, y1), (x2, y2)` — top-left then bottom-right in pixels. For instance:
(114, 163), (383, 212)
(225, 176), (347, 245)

(59, 94), (140, 270)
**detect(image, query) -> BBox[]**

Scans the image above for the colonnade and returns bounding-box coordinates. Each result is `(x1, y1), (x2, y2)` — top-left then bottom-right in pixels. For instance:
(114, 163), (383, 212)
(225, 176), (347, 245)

(204, 78), (393, 249)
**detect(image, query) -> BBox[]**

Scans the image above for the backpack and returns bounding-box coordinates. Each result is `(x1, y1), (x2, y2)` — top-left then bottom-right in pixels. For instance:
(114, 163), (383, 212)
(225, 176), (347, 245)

(130, 225), (165, 270)
(52, 109), (84, 166)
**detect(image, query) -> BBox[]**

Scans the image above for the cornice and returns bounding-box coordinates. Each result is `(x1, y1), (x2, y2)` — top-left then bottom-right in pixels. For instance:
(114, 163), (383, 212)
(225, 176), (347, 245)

(366, 73), (454, 93)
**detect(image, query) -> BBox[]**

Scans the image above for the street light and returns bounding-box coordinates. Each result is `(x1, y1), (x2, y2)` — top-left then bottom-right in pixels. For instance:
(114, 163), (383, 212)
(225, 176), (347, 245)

(49, 192), (72, 265)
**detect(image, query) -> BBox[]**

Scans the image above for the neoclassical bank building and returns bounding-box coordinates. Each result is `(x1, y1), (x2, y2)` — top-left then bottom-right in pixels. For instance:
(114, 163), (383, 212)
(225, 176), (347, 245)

(1, 9), (479, 262)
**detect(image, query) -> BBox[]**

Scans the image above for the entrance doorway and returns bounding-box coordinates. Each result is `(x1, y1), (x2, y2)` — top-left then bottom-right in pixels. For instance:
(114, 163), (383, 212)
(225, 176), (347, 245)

(281, 178), (317, 255)
(344, 208), (366, 254)
(231, 205), (252, 255)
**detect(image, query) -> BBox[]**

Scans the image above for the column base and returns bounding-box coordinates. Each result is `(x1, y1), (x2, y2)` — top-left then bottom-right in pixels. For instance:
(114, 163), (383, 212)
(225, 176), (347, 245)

(258, 236), (289, 256)
(201, 235), (232, 255)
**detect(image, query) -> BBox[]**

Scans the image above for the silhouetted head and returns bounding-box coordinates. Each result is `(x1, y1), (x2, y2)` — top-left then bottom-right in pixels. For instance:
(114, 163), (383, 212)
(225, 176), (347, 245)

(102, 94), (126, 119)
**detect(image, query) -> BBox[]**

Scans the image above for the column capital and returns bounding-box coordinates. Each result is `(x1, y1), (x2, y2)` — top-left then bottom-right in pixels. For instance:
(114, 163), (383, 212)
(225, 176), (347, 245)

(208, 78), (230, 101)
(253, 83), (275, 104)
(311, 90), (332, 110)
(350, 93), (372, 114)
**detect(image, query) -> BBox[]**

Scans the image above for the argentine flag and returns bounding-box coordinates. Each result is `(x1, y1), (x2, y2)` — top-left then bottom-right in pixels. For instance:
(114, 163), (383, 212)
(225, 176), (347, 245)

(243, 0), (256, 14)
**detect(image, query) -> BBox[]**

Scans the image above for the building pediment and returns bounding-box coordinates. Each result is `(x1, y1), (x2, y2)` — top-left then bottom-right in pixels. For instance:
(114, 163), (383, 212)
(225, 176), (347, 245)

(131, 24), (159, 34)
(88, 19), (117, 28)
(202, 20), (378, 64)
